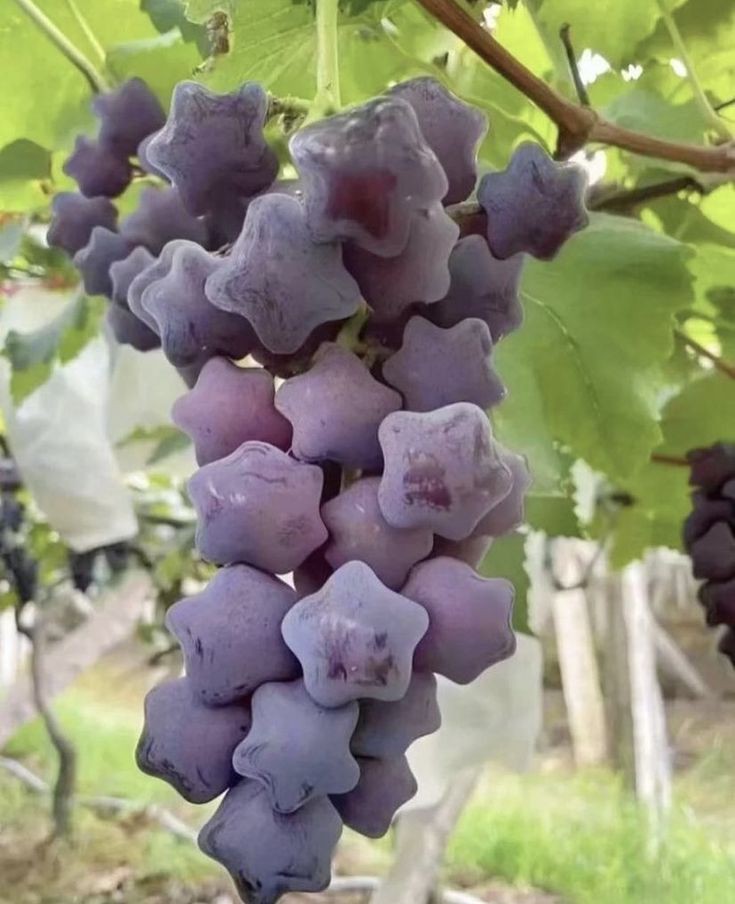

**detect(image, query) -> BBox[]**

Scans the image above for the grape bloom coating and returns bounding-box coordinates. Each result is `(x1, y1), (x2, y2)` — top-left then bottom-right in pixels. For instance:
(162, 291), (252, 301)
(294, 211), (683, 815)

(54, 71), (589, 903)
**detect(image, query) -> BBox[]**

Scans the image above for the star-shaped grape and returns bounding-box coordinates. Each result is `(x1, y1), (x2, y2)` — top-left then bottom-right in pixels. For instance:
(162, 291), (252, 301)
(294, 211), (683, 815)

(473, 449), (531, 537)
(331, 755), (417, 838)
(275, 344), (401, 470)
(106, 304), (160, 351)
(351, 672), (441, 759)
(127, 241), (179, 330)
(343, 205), (459, 322)
(188, 441), (327, 572)
(281, 561), (429, 708)
(172, 357), (291, 466)
(232, 680), (360, 814)
(403, 557), (516, 684)
(389, 77), (487, 204)
(199, 779), (342, 904)
(206, 194), (361, 354)
(63, 137), (131, 198)
(427, 235), (525, 341)
(321, 477), (433, 590)
(136, 677), (251, 803)
(166, 565), (299, 705)
(290, 96), (448, 256)
(74, 227), (133, 298)
(378, 403), (512, 540)
(109, 246), (155, 307)
(93, 77), (166, 157)
(478, 143), (588, 260)
(140, 242), (256, 367)
(47, 192), (118, 255)
(383, 316), (505, 412)
(145, 81), (278, 216)
(120, 186), (209, 254)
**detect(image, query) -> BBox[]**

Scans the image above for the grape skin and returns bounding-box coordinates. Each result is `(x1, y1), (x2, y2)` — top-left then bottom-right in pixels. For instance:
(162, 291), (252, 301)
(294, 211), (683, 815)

(206, 194), (361, 354)
(136, 677), (251, 803)
(106, 303), (160, 352)
(140, 242), (256, 368)
(389, 77), (487, 205)
(321, 476), (433, 590)
(166, 565), (299, 706)
(93, 77), (166, 157)
(473, 450), (532, 537)
(281, 561), (429, 708)
(378, 402), (513, 541)
(73, 227), (133, 298)
(188, 441), (328, 573)
(402, 556), (516, 684)
(109, 246), (156, 308)
(290, 96), (448, 256)
(330, 754), (417, 838)
(172, 357), (291, 466)
(232, 679), (360, 814)
(198, 779), (343, 904)
(63, 137), (132, 198)
(382, 315), (506, 412)
(275, 343), (401, 470)
(120, 186), (209, 254)
(47, 193), (118, 255)
(146, 81), (279, 216)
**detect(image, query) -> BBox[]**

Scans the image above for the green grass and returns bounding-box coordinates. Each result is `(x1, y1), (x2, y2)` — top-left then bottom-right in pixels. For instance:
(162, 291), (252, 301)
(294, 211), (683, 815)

(447, 768), (735, 904)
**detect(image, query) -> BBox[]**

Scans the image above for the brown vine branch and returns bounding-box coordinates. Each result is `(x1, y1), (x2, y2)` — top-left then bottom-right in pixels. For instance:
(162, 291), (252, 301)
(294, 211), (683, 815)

(589, 176), (703, 213)
(414, 0), (735, 172)
(651, 453), (689, 468)
(675, 328), (735, 381)
(559, 24), (590, 108)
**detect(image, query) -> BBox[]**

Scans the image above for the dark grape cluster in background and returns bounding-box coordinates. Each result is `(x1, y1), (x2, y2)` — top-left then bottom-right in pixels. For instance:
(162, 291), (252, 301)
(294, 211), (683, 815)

(683, 443), (735, 668)
(51, 73), (588, 904)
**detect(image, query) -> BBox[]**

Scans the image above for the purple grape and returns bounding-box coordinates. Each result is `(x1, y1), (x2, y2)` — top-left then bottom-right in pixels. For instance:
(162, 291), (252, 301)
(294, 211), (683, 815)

(700, 580), (735, 627)
(93, 78), (166, 157)
(120, 186), (209, 254)
(137, 133), (167, 179)
(321, 477), (433, 590)
(684, 494), (735, 546)
(290, 96), (448, 256)
(274, 344), (401, 470)
(146, 81), (278, 216)
(402, 556), (515, 684)
(73, 227), (132, 297)
(205, 194), (361, 354)
(689, 522), (735, 582)
(198, 779), (342, 904)
(47, 192), (118, 255)
(63, 136), (132, 198)
(188, 442), (327, 572)
(281, 561), (429, 708)
(378, 403), (512, 540)
(688, 443), (735, 494)
(477, 143), (588, 261)
(127, 241), (180, 330)
(106, 303), (160, 351)
(232, 679), (360, 813)
(426, 235), (524, 341)
(343, 205), (459, 322)
(331, 755), (417, 838)
(172, 357), (291, 466)
(136, 677), (251, 803)
(292, 550), (333, 597)
(473, 449), (531, 537)
(382, 315), (505, 412)
(250, 321), (343, 379)
(166, 565), (299, 705)
(431, 534), (493, 568)
(109, 246), (156, 307)
(718, 627), (735, 666)
(351, 672), (441, 759)
(140, 242), (256, 367)
(389, 77), (487, 204)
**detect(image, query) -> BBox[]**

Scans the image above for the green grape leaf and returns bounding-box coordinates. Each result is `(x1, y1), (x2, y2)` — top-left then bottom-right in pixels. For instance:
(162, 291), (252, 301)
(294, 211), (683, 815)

(494, 213), (694, 491)
(141, 0), (209, 49)
(2, 293), (105, 405)
(106, 30), (202, 102)
(525, 492), (582, 537)
(479, 532), (531, 634)
(0, 140), (52, 212)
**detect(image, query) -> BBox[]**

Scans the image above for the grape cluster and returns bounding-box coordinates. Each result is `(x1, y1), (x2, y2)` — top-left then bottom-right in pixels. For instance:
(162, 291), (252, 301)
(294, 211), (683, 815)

(54, 74), (588, 903)
(683, 443), (735, 667)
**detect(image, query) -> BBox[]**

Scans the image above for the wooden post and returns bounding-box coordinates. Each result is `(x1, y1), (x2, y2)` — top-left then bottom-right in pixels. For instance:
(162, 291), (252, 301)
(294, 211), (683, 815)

(551, 540), (608, 766)
(621, 562), (671, 852)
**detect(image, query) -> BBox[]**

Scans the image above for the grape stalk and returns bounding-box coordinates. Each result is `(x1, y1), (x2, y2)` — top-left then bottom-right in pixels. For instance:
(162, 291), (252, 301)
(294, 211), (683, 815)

(52, 73), (589, 903)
